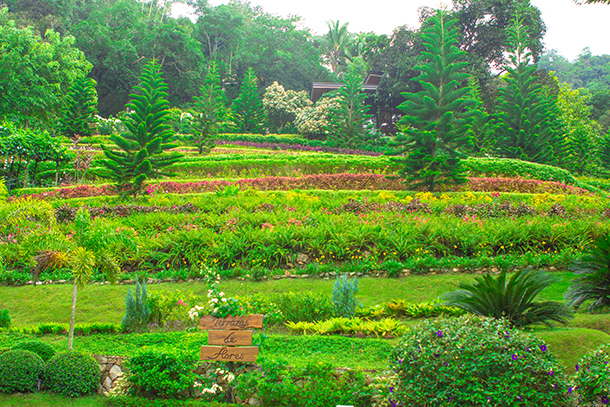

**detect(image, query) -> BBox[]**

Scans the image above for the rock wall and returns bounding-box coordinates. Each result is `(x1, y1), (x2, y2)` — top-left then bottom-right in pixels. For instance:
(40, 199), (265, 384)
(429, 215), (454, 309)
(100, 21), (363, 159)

(92, 355), (126, 393)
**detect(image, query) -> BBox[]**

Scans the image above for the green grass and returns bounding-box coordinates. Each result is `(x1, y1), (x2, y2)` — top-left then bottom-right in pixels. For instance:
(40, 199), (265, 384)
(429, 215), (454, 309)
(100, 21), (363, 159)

(0, 272), (574, 327)
(536, 327), (610, 373)
(0, 393), (104, 407)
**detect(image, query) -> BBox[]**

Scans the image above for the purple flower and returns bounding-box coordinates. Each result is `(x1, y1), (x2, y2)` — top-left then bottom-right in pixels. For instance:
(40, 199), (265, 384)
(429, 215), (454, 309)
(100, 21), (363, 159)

(602, 395), (609, 404)
(548, 370), (554, 376)
(540, 344), (547, 352)
(511, 354), (518, 361)
(389, 397), (398, 407)
(575, 364), (579, 371)
(569, 386), (574, 394)
(436, 330), (444, 338)
(389, 387), (394, 393)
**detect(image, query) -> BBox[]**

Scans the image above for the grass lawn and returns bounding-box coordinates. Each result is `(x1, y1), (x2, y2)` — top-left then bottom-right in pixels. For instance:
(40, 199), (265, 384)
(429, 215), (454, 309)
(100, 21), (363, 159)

(0, 393), (105, 407)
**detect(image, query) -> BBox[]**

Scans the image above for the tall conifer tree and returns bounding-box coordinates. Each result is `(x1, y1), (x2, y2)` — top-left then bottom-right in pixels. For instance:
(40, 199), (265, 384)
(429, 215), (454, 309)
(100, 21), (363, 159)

(495, 15), (562, 165)
(231, 67), (266, 134)
(101, 60), (182, 197)
(189, 61), (225, 154)
(465, 77), (494, 155)
(326, 65), (371, 149)
(58, 77), (98, 143)
(393, 9), (472, 192)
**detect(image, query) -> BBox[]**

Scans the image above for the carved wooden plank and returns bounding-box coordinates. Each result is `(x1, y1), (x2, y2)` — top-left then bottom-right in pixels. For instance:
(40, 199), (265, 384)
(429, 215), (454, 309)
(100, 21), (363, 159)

(208, 330), (253, 346)
(199, 315), (264, 330)
(200, 346), (259, 362)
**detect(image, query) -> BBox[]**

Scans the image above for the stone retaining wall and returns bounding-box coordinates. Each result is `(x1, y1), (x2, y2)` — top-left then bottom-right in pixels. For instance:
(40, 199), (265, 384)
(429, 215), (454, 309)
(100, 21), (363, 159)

(92, 355), (126, 393)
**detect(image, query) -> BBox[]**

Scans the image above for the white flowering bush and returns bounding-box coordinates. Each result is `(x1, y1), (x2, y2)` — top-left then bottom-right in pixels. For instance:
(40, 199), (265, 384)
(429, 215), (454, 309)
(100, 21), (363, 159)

(294, 93), (341, 137)
(187, 266), (245, 319)
(263, 82), (312, 132)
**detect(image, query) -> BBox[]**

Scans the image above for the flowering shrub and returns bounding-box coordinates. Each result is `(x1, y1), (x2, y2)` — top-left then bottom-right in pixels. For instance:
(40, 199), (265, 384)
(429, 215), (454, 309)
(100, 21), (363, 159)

(188, 267), (244, 319)
(572, 343), (610, 405)
(126, 350), (195, 399)
(390, 316), (569, 406)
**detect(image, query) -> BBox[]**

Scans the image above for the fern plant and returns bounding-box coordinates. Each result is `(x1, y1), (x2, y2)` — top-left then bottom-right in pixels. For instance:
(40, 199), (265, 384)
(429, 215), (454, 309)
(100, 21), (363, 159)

(566, 235), (610, 312)
(443, 269), (572, 327)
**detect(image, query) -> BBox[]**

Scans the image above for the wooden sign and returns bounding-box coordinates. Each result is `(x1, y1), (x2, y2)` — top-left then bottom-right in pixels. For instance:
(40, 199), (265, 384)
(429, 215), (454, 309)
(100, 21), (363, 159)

(201, 346), (259, 362)
(208, 330), (253, 346)
(199, 314), (264, 330)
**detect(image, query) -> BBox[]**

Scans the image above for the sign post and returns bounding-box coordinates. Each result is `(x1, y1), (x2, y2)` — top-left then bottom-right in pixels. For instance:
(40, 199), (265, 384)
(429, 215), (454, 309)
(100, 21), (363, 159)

(199, 314), (263, 403)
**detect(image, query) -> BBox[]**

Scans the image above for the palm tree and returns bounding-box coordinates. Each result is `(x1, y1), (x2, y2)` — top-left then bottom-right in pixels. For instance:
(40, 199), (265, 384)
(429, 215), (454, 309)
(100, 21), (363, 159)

(565, 235), (610, 312)
(316, 20), (353, 74)
(444, 269), (572, 327)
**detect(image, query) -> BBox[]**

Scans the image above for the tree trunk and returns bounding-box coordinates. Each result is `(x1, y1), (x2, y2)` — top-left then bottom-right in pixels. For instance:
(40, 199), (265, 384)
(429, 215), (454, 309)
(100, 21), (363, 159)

(55, 161), (60, 186)
(68, 284), (78, 350)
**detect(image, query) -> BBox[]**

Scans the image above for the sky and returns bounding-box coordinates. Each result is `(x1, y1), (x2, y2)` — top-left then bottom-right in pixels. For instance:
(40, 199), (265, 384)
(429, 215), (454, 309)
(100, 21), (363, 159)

(172, 0), (610, 62)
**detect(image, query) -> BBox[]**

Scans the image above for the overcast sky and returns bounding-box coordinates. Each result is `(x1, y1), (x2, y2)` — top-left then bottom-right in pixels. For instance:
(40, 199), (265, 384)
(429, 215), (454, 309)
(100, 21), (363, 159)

(173, 0), (610, 61)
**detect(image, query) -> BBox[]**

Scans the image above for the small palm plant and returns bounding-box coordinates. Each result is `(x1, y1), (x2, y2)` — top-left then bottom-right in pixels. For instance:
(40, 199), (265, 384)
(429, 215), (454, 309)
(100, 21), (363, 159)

(565, 235), (610, 312)
(444, 269), (572, 327)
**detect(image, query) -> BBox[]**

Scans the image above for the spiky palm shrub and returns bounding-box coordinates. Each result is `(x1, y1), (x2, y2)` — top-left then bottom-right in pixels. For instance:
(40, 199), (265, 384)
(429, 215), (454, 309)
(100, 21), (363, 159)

(326, 66), (371, 149)
(566, 235), (610, 312)
(189, 61), (225, 154)
(494, 15), (562, 165)
(444, 269), (572, 327)
(58, 77), (98, 143)
(101, 59), (182, 197)
(392, 9), (472, 192)
(231, 67), (266, 134)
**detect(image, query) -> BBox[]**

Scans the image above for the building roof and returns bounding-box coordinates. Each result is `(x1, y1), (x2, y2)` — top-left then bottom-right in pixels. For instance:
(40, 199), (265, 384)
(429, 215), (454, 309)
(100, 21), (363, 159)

(310, 73), (383, 102)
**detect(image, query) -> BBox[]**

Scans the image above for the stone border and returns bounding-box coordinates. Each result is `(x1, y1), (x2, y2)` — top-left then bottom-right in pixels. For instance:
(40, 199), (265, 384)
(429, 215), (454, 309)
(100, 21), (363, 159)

(92, 355), (126, 393)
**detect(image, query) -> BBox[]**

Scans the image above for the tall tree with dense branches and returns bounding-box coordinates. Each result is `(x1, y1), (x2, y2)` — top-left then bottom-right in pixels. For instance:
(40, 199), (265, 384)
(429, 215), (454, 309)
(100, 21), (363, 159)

(494, 15), (563, 165)
(231, 67), (266, 134)
(326, 66), (371, 149)
(100, 59), (182, 197)
(58, 77), (98, 143)
(392, 9), (472, 192)
(189, 61), (225, 154)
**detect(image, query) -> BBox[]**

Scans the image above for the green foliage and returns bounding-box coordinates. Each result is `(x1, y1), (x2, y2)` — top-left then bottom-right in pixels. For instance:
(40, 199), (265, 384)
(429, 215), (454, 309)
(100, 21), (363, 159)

(269, 291), (334, 323)
(566, 234), (610, 312)
(333, 275), (361, 318)
(464, 77), (494, 155)
(45, 351), (99, 397)
(101, 59), (182, 197)
(495, 15), (562, 165)
(235, 358), (374, 407)
(294, 93), (342, 138)
(0, 178), (7, 203)
(0, 349), (45, 393)
(262, 82), (312, 133)
(231, 68), (266, 134)
(126, 350), (195, 399)
(444, 269), (573, 328)
(315, 20), (353, 74)
(188, 61), (225, 155)
(390, 316), (570, 406)
(58, 77), (98, 142)
(107, 396), (229, 407)
(572, 343), (610, 405)
(285, 317), (406, 337)
(326, 66), (371, 149)
(122, 278), (151, 333)
(392, 9), (471, 192)
(11, 340), (56, 362)
(0, 308), (10, 328)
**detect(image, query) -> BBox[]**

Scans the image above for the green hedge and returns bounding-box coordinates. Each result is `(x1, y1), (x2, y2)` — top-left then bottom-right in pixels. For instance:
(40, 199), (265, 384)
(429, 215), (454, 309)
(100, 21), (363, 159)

(45, 351), (100, 397)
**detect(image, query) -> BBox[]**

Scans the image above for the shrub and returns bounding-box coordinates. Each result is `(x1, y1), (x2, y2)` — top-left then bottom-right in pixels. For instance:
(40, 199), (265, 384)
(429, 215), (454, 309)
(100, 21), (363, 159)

(271, 291), (334, 323)
(333, 275), (361, 318)
(443, 269), (572, 327)
(11, 340), (56, 362)
(0, 349), (45, 393)
(0, 309), (10, 328)
(390, 316), (569, 406)
(572, 343), (610, 405)
(45, 351), (100, 397)
(123, 278), (151, 333)
(235, 358), (374, 407)
(381, 260), (403, 278)
(566, 234), (610, 312)
(126, 350), (195, 399)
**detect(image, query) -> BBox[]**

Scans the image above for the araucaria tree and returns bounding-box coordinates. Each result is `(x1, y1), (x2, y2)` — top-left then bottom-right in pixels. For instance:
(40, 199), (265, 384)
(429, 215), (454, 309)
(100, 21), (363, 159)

(189, 61), (225, 154)
(326, 66), (371, 149)
(231, 67), (266, 134)
(58, 77), (98, 143)
(494, 15), (562, 165)
(101, 60), (182, 197)
(392, 9), (472, 192)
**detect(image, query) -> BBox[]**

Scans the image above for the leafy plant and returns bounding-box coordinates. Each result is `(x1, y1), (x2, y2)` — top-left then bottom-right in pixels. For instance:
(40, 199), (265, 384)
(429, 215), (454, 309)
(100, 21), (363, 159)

(0, 349), (45, 393)
(443, 269), (572, 327)
(0, 308), (10, 328)
(11, 340), (56, 362)
(390, 316), (570, 406)
(188, 61), (224, 154)
(566, 234), (610, 312)
(126, 350), (195, 399)
(332, 274), (361, 318)
(58, 77), (98, 143)
(45, 351), (99, 397)
(122, 277), (151, 333)
(572, 343), (610, 405)
(231, 67), (266, 134)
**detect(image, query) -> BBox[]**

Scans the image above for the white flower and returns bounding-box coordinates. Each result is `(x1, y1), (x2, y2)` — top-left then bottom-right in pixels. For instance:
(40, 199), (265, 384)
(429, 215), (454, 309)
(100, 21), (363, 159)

(221, 297), (227, 303)
(226, 373), (235, 383)
(218, 292), (225, 297)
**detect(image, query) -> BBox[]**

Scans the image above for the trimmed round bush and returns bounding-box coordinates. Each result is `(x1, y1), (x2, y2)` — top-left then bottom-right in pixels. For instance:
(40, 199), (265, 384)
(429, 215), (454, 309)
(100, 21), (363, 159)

(573, 343), (610, 405)
(11, 340), (56, 362)
(0, 349), (45, 393)
(126, 350), (195, 399)
(390, 316), (569, 406)
(46, 351), (100, 397)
